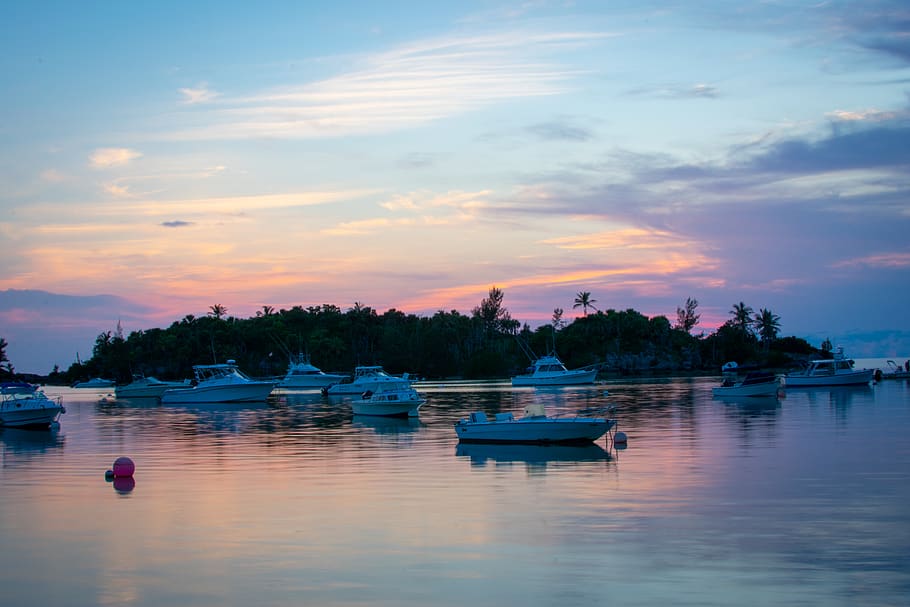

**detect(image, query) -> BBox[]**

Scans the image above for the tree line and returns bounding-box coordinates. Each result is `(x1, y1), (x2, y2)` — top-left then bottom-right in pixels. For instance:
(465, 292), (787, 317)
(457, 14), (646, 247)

(1, 289), (824, 385)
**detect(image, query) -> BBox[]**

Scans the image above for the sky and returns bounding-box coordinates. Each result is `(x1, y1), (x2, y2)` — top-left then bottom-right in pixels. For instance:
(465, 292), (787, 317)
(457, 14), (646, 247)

(2, 0), (909, 373)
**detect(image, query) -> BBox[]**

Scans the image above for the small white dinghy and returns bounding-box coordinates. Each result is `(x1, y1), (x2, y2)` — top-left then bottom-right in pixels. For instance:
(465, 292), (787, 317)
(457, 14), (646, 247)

(352, 387), (425, 418)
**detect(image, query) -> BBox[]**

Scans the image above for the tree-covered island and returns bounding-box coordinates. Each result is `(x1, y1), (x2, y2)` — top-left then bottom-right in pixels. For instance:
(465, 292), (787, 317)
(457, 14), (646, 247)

(2, 288), (828, 385)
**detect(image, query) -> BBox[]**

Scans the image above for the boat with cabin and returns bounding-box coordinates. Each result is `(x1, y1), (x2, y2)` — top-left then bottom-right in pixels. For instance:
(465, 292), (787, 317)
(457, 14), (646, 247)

(1, 382), (66, 429)
(277, 353), (348, 389)
(324, 365), (411, 396)
(784, 347), (874, 387)
(454, 404), (616, 444)
(511, 354), (598, 386)
(160, 361), (276, 403)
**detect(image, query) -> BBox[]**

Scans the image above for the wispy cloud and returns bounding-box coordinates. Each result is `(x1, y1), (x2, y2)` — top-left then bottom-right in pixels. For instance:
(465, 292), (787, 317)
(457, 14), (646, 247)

(826, 108), (902, 122)
(165, 30), (608, 141)
(526, 117), (595, 141)
(103, 183), (133, 198)
(161, 220), (194, 228)
(179, 83), (219, 105)
(626, 82), (719, 99)
(833, 252), (910, 269)
(89, 147), (142, 169)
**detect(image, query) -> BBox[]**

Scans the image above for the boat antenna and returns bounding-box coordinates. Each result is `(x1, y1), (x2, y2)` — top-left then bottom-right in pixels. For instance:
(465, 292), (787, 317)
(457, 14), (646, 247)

(515, 336), (538, 362)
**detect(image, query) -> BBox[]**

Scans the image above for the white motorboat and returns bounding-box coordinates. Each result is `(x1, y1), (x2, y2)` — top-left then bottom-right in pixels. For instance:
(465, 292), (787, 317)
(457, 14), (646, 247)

(351, 387), (425, 417)
(454, 404), (616, 444)
(1, 382), (66, 428)
(511, 354), (597, 386)
(277, 353), (347, 389)
(712, 371), (781, 398)
(115, 375), (191, 399)
(324, 365), (411, 396)
(160, 361), (276, 404)
(784, 348), (874, 387)
(73, 377), (116, 388)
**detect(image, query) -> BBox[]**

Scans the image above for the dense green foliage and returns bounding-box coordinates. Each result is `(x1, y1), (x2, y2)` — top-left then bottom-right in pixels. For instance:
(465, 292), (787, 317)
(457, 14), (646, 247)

(3, 291), (823, 384)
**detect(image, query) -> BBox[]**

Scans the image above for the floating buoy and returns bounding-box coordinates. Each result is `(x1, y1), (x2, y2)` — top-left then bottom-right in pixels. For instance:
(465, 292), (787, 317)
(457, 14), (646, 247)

(112, 456), (135, 478)
(614, 431), (628, 445)
(113, 476), (135, 495)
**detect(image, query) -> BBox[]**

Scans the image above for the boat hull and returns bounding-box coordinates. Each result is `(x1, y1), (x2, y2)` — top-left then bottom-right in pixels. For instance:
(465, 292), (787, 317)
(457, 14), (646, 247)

(1, 402), (64, 428)
(455, 417), (615, 444)
(511, 369), (598, 386)
(784, 369), (874, 387)
(73, 378), (115, 389)
(160, 382), (275, 404)
(116, 380), (190, 399)
(278, 374), (347, 389)
(327, 379), (410, 395)
(352, 400), (423, 417)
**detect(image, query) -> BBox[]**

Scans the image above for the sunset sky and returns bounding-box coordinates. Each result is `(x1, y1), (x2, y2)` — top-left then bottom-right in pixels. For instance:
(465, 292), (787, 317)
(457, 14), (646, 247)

(2, 1), (909, 373)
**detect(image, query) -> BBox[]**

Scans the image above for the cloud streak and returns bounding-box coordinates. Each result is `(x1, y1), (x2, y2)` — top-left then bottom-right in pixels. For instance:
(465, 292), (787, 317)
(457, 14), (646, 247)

(89, 148), (142, 169)
(164, 30), (608, 141)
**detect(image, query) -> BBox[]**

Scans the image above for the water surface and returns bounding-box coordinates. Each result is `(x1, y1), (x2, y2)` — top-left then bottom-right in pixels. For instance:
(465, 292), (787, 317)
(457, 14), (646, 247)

(2, 378), (908, 606)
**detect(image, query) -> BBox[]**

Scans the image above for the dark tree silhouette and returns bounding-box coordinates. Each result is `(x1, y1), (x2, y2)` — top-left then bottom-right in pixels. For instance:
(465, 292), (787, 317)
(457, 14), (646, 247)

(675, 297), (700, 333)
(730, 302), (754, 335)
(572, 291), (598, 316)
(209, 304), (228, 320)
(754, 308), (781, 347)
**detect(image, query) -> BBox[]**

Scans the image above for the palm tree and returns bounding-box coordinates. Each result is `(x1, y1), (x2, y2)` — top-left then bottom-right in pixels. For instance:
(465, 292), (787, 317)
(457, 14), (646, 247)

(208, 304), (228, 320)
(753, 308), (781, 347)
(730, 301), (754, 335)
(573, 291), (598, 316)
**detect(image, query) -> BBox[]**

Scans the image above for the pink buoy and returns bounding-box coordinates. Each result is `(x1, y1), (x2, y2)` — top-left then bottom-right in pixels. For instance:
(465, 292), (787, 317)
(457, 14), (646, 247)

(112, 456), (135, 478)
(113, 476), (136, 494)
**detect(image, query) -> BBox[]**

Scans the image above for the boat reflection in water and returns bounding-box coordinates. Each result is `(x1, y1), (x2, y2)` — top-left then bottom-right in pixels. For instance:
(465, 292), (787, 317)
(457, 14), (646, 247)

(0, 426), (65, 455)
(162, 401), (273, 434)
(456, 441), (612, 471)
(715, 394), (782, 413)
(785, 384), (874, 409)
(352, 415), (421, 435)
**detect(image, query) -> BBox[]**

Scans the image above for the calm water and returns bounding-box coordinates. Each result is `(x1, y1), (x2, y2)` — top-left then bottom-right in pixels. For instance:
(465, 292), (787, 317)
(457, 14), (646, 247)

(2, 377), (909, 607)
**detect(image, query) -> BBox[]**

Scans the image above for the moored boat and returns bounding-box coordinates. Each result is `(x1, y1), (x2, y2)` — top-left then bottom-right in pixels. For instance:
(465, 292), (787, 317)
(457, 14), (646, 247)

(511, 354), (597, 386)
(160, 361), (276, 404)
(351, 387), (425, 417)
(879, 360), (910, 380)
(784, 348), (874, 387)
(73, 377), (116, 389)
(277, 353), (347, 389)
(454, 404), (615, 444)
(1, 382), (66, 429)
(324, 365), (411, 396)
(115, 375), (191, 399)
(712, 371), (781, 398)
